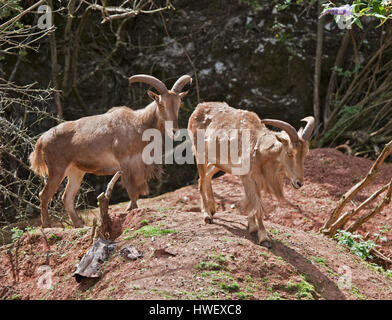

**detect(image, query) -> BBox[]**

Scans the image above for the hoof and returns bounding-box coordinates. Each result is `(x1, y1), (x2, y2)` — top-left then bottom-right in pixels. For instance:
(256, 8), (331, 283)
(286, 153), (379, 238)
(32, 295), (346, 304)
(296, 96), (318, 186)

(204, 216), (213, 224)
(126, 205), (138, 212)
(41, 220), (51, 228)
(247, 225), (258, 234)
(72, 217), (85, 228)
(259, 240), (272, 249)
(74, 221), (84, 228)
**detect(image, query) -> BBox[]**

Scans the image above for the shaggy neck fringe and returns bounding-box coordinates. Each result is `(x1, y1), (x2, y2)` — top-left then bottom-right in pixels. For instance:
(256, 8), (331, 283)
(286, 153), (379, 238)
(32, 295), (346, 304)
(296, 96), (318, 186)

(137, 102), (165, 133)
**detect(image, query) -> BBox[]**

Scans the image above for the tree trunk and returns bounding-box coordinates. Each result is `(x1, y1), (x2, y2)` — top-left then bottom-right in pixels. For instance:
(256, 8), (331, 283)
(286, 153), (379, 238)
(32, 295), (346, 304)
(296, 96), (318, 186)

(323, 30), (350, 128)
(313, 1), (324, 136)
(47, 0), (63, 119)
(62, 0), (77, 98)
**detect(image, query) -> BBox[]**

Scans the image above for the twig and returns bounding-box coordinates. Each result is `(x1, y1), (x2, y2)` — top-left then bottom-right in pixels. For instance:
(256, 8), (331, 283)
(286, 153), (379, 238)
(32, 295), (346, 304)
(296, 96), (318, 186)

(328, 184), (388, 236)
(321, 140), (392, 234)
(39, 228), (51, 266)
(346, 178), (392, 232)
(335, 142), (352, 155)
(90, 217), (97, 245)
(371, 248), (392, 267)
(0, 0), (45, 30)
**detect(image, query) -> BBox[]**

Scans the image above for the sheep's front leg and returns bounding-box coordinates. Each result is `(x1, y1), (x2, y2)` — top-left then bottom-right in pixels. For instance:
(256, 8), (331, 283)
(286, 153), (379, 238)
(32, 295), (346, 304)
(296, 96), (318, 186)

(197, 164), (213, 224)
(120, 162), (139, 212)
(241, 176), (271, 248)
(205, 164), (219, 216)
(126, 200), (138, 211)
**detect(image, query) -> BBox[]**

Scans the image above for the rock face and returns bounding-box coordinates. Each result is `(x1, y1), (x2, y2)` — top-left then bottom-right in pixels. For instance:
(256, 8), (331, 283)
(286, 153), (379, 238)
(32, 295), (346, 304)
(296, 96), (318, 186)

(130, 0), (317, 126)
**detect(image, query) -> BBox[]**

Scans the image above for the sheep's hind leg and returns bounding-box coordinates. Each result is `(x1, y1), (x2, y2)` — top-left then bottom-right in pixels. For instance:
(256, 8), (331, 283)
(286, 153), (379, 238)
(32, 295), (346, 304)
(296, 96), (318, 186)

(62, 167), (85, 228)
(205, 164), (219, 216)
(247, 211), (258, 234)
(39, 168), (66, 228)
(241, 176), (271, 248)
(255, 218), (271, 248)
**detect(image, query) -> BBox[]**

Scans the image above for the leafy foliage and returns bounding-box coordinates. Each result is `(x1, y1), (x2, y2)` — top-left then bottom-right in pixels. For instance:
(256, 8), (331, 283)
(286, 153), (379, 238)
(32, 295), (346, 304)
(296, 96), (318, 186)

(324, 105), (361, 139)
(10, 227), (23, 242)
(334, 230), (378, 259)
(275, 0), (307, 11)
(238, 0), (263, 11)
(322, 0), (392, 28)
(0, 0), (22, 19)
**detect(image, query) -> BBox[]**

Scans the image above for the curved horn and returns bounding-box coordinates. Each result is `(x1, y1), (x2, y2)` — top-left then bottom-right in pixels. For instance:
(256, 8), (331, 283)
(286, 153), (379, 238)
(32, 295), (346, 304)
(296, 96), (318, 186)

(261, 119), (299, 144)
(129, 75), (168, 94)
(171, 75), (192, 93)
(300, 116), (315, 141)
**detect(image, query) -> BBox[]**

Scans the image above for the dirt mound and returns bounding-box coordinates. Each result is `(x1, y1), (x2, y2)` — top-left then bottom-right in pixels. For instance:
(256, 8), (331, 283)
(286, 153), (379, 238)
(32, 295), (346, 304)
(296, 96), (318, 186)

(1, 148), (392, 300)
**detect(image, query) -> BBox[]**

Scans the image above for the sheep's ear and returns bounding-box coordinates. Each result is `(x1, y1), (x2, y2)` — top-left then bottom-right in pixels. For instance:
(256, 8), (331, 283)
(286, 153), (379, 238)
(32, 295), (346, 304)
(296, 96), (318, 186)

(148, 90), (162, 106)
(276, 134), (289, 146)
(178, 90), (189, 99)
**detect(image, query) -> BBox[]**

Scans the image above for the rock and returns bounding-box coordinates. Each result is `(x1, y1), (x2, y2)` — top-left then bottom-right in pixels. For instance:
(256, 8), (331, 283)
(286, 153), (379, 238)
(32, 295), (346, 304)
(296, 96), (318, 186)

(120, 246), (144, 261)
(73, 238), (117, 282)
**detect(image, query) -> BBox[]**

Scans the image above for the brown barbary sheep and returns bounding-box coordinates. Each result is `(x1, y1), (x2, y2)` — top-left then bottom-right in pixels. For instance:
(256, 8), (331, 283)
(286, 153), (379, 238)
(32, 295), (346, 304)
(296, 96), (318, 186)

(29, 74), (192, 228)
(187, 102), (314, 248)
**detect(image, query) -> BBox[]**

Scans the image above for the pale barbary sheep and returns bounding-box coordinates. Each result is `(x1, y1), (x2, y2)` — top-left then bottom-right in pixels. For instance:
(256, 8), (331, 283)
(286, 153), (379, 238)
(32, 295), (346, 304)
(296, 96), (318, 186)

(29, 74), (192, 228)
(187, 102), (314, 247)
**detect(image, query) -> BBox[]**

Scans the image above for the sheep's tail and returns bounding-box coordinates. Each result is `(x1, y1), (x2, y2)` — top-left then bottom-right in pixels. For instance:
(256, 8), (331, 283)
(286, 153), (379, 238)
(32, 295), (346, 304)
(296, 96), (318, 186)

(29, 138), (48, 176)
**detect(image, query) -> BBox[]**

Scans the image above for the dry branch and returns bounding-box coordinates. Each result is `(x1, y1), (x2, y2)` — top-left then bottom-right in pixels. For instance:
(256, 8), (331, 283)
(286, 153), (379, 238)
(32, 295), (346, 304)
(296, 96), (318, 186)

(321, 140), (392, 236)
(346, 178), (392, 232)
(83, 0), (173, 23)
(335, 141), (352, 155)
(0, 0), (45, 30)
(6, 250), (16, 284)
(96, 171), (122, 239)
(328, 184), (388, 236)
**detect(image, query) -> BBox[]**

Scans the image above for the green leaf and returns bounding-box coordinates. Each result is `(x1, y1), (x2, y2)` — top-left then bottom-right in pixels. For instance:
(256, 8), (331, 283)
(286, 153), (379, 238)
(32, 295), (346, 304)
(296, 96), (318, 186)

(374, 13), (387, 19)
(353, 17), (363, 29)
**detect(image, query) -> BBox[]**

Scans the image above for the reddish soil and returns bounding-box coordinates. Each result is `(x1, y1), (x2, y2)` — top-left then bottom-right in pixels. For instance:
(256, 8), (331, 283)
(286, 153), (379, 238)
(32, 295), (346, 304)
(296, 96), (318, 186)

(154, 148), (392, 257)
(1, 148), (392, 300)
